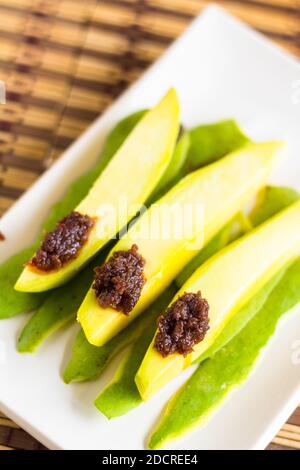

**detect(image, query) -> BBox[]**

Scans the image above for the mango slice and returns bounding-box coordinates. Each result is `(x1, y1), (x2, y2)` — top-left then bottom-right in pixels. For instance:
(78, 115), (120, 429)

(148, 257), (300, 449)
(136, 200), (300, 400)
(78, 141), (284, 346)
(15, 89), (180, 292)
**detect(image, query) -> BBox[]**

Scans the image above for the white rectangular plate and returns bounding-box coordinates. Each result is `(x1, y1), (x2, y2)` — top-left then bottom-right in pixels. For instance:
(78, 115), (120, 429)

(0, 5), (300, 450)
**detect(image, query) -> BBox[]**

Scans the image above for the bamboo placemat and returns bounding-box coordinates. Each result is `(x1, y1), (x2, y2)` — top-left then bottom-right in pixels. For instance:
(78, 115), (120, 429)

(0, 0), (299, 451)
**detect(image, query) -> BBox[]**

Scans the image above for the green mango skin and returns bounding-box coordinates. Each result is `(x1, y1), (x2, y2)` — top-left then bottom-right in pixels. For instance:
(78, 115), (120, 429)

(250, 185), (300, 226)
(94, 285), (177, 418)
(184, 119), (250, 172)
(63, 323), (142, 384)
(148, 257), (300, 449)
(0, 247), (47, 319)
(63, 286), (176, 384)
(0, 110), (146, 319)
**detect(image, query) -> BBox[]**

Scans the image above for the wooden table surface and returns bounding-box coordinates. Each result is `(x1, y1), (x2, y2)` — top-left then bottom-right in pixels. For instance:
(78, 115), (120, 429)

(0, 0), (299, 450)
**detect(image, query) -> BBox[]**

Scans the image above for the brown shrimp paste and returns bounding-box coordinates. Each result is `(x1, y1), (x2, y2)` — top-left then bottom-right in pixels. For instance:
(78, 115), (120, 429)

(29, 211), (95, 271)
(154, 291), (210, 357)
(93, 244), (146, 315)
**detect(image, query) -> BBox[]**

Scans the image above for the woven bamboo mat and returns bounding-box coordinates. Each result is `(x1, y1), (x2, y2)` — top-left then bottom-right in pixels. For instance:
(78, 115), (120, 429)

(0, 0), (299, 451)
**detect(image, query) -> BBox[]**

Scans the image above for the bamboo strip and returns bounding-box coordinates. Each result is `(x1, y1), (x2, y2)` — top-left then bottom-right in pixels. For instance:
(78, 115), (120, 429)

(76, 55), (121, 83)
(0, 0), (109, 25)
(0, 444), (13, 450)
(140, 11), (188, 39)
(93, 3), (136, 27)
(0, 0), (33, 9)
(282, 423), (300, 434)
(85, 28), (129, 54)
(0, 418), (19, 429)
(42, 50), (78, 75)
(146, 0), (299, 16)
(140, 6), (298, 39)
(133, 39), (166, 61)
(31, 77), (69, 103)
(16, 44), (45, 68)
(3, 167), (38, 190)
(1, 45), (125, 81)
(0, 38), (18, 62)
(2, 69), (70, 104)
(67, 87), (111, 112)
(273, 38), (300, 57)
(55, 1), (96, 23)
(221, 1), (298, 35)
(272, 436), (300, 449)
(0, 8), (27, 35)
(12, 135), (49, 160)
(0, 131), (13, 153)
(23, 17), (53, 41)
(238, 0), (298, 7)
(146, 0), (204, 16)
(0, 133), (44, 152)
(56, 115), (90, 139)
(49, 23), (87, 48)
(22, 106), (60, 130)
(0, 197), (15, 216)
(0, 102), (24, 124)
(278, 430), (300, 442)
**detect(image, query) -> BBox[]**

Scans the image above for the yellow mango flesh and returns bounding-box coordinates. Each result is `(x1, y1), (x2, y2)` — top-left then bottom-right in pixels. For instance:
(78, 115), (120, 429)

(78, 141), (284, 346)
(15, 89), (180, 292)
(136, 200), (300, 400)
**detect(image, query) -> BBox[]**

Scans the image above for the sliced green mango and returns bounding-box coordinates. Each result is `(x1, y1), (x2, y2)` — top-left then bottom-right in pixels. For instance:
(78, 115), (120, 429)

(148, 257), (300, 449)
(0, 247), (47, 319)
(0, 110), (146, 319)
(193, 266), (287, 365)
(78, 141), (284, 347)
(63, 285), (176, 383)
(175, 218), (237, 289)
(15, 89), (180, 293)
(136, 200), (300, 400)
(63, 327), (135, 384)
